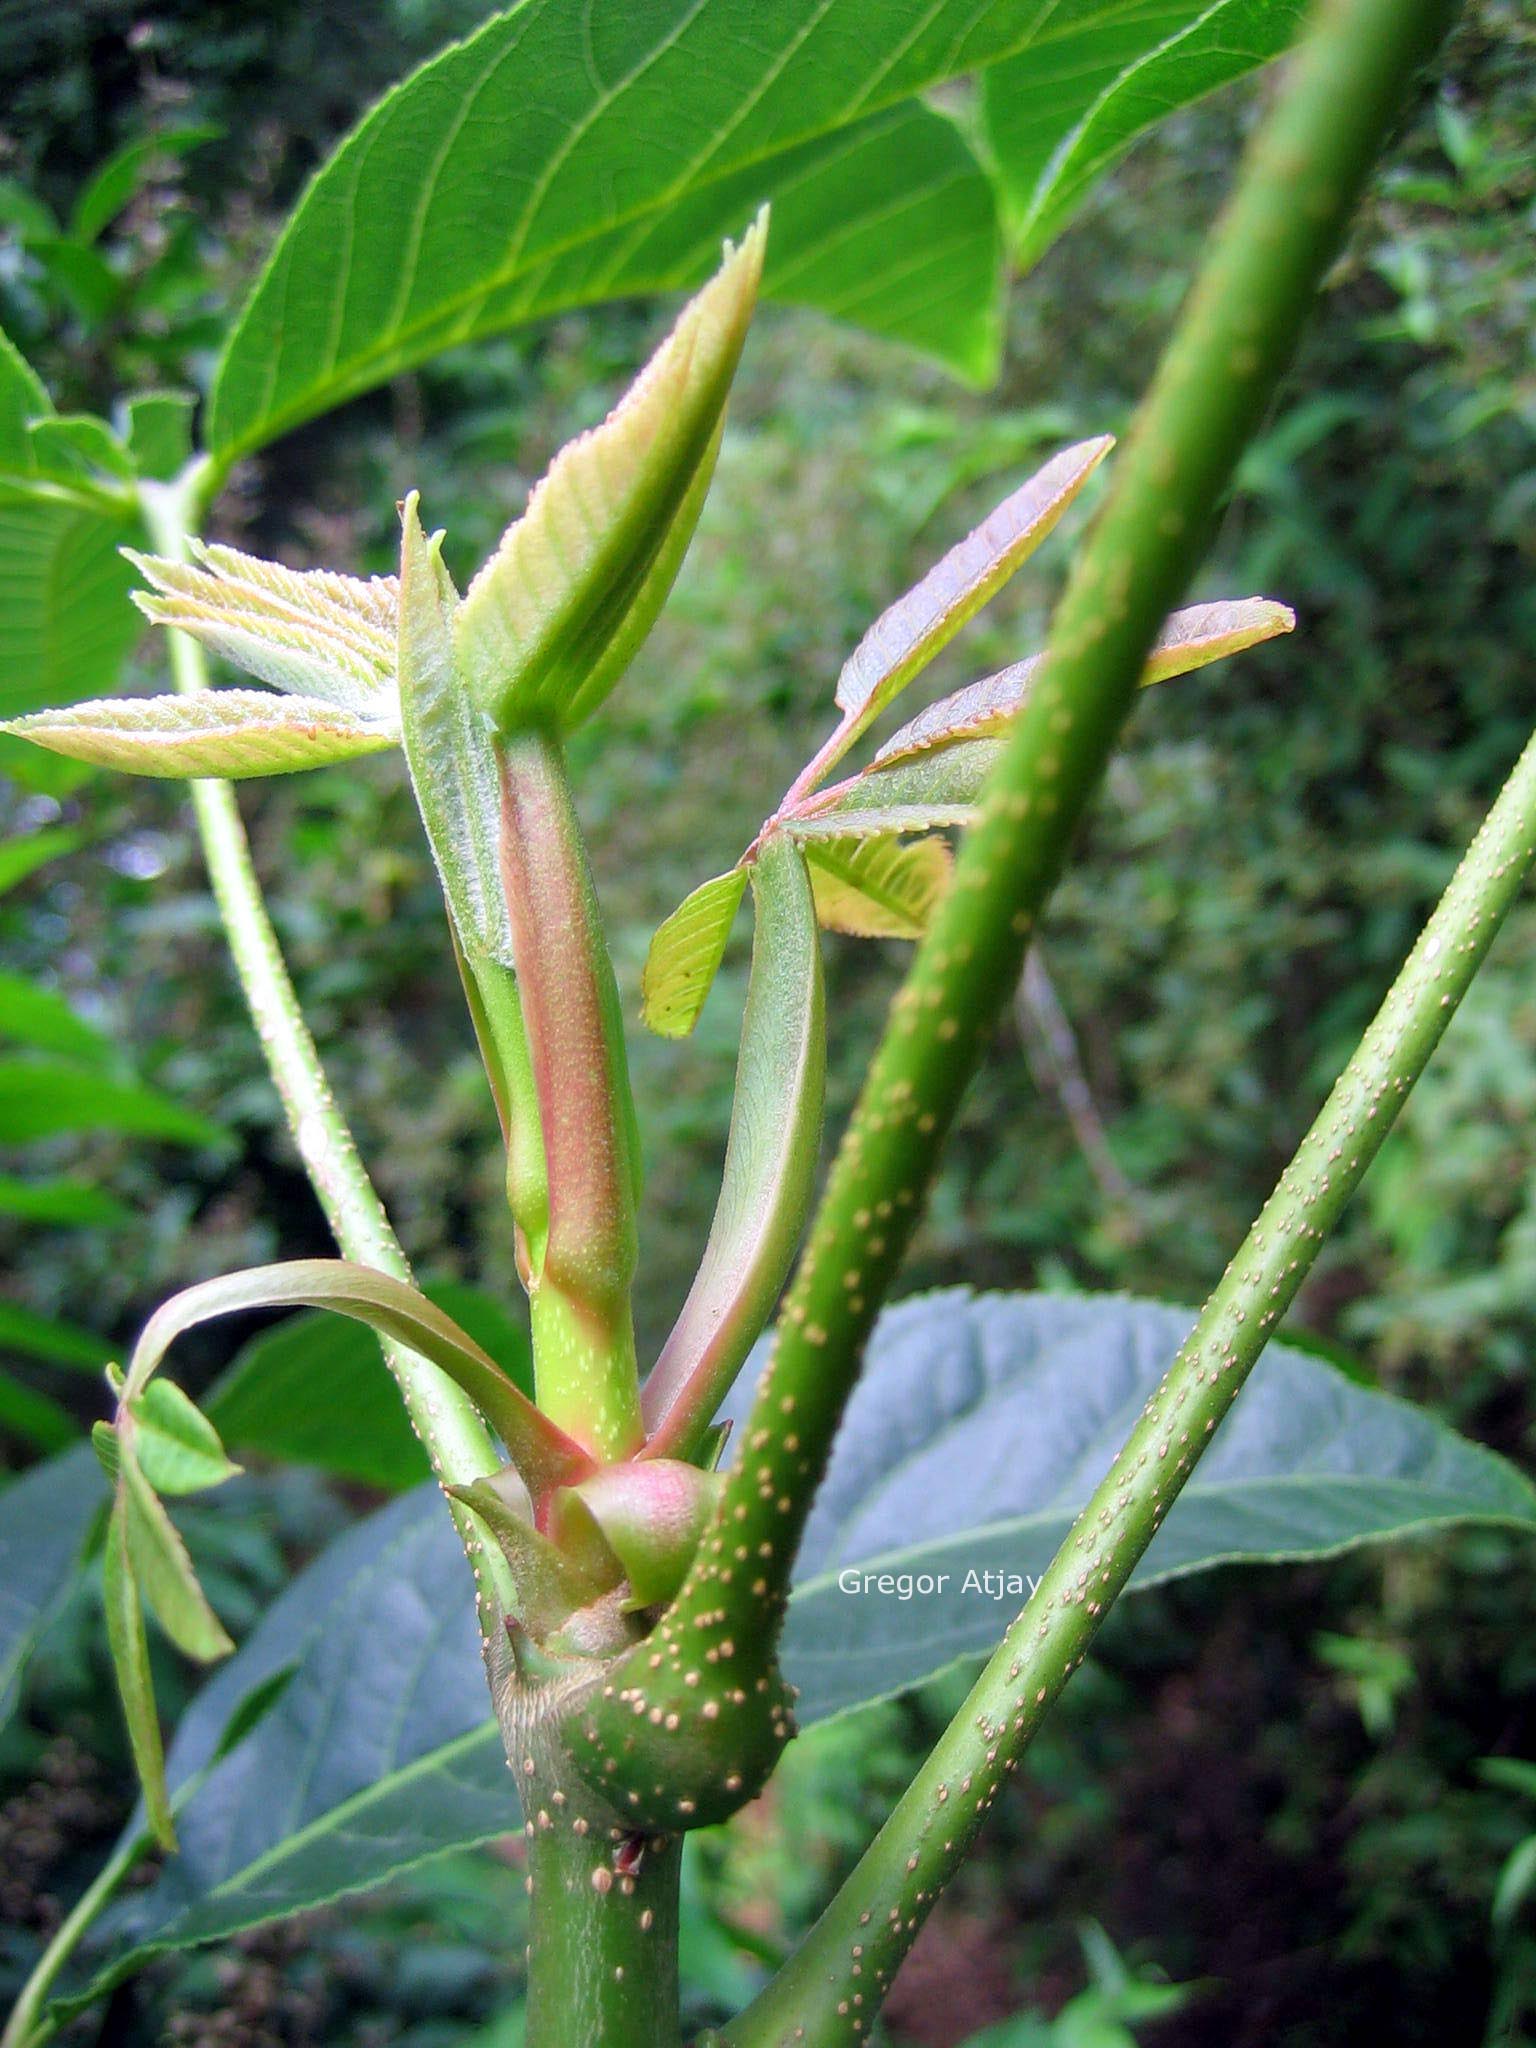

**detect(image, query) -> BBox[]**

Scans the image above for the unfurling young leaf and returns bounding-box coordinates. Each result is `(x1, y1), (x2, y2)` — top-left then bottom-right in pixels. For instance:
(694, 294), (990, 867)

(829, 436), (1113, 742)
(130, 1378), (242, 1497)
(101, 1491), (174, 1847)
(643, 836), (825, 1460)
(127, 541), (400, 714)
(1, 690), (398, 778)
(867, 595), (1297, 771)
(803, 834), (954, 940)
(457, 213), (766, 737)
(640, 867), (749, 1039)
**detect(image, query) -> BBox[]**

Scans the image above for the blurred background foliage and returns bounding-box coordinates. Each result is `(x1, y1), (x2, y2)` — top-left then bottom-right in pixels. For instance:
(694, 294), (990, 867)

(0, 2), (1533, 2043)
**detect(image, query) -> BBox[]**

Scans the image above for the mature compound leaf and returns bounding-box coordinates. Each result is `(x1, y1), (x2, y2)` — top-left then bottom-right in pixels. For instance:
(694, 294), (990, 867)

(803, 835), (953, 941)
(642, 836), (824, 1457)
(0, 1059), (225, 1148)
(640, 867), (748, 1039)
(982, 0), (1306, 266)
(128, 544), (399, 714)
(779, 1293), (1536, 1721)
(2, 690), (398, 779)
(870, 596), (1295, 770)
(119, 1260), (587, 1503)
(456, 220), (763, 736)
(58, 1286), (1536, 1997)
(829, 438), (1112, 741)
(205, 4), (1083, 460)
(204, 1281), (531, 1493)
(0, 1442), (103, 1724)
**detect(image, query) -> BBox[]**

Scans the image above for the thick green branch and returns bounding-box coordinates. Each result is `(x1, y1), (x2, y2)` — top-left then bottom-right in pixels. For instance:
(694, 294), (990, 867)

(138, 473), (509, 1618)
(575, 0), (1457, 1828)
(722, 710), (1536, 2048)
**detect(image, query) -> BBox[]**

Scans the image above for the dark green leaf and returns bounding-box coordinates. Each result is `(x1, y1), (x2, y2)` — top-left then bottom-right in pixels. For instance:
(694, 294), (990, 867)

(777, 1293), (1536, 1722)
(0, 1369), (79, 1454)
(0, 1443), (103, 1723)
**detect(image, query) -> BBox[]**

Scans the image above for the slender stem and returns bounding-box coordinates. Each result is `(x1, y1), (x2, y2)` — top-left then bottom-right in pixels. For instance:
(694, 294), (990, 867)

(137, 474), (510, 1619)
(577, 0), (1458, 1818)
(0, 1824), (147, 2048)
(723, 711), (1536, 2046)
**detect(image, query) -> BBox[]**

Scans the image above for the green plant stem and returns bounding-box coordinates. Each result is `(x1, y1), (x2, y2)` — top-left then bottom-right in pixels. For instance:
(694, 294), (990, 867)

(137, 473), (510, 1621)
(578, 0), (1458, 1820)
(0, 1824), (146, 2048)
(525, 1814), (682, 2047)
(722, 708), (1536, 2047)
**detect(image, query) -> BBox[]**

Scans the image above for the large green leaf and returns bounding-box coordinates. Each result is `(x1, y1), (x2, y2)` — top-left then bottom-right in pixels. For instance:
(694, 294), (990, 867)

(982, 0), (1307, 266)
(203, 4), (1052, 456)
(60, 1484), (510, 2009)
(0, 1442), (104, 1723)
(778, 1293), (1536, 1720)
(0, 967), (114, 1061)
(57, 1289), (1536, 2001)
(204, 1282), (532, 1493)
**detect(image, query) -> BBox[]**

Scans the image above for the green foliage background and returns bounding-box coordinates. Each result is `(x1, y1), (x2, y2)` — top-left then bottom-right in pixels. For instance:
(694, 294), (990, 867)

(0, 2), (1532, 2043)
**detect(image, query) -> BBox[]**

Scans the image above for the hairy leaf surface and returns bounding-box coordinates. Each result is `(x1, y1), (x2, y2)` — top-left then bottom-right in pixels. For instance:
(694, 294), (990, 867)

(803, 835), (953, 940)
(129, 544), (399, 713)
(2, 691), (397, 779)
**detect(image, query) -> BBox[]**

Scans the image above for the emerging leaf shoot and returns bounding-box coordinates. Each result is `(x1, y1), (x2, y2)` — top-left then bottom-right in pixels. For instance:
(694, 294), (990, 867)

(457, 213), (767, 736)
(128, 542), (400, 714)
